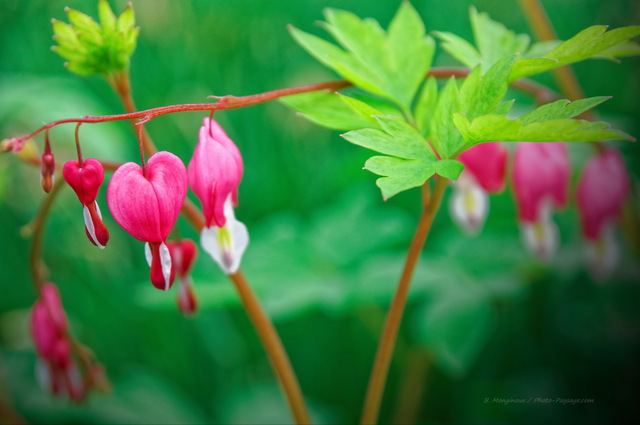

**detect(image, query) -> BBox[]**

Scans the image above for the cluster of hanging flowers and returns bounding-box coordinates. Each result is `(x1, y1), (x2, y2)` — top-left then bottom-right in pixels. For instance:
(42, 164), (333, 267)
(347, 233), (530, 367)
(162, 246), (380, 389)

(450, 141), (629, 280)
(28, 117), (246, 399)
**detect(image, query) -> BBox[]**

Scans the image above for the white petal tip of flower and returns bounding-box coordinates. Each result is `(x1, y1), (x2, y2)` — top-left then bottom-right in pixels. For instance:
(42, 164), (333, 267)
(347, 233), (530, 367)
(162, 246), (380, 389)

(83, 205), (105, 249)
(159, 242), (172, 291)
(520, 218), (559, 264)
(201, 220), (249, 275)
(585, 223), (619, 282)
(450, 177), (488, 236)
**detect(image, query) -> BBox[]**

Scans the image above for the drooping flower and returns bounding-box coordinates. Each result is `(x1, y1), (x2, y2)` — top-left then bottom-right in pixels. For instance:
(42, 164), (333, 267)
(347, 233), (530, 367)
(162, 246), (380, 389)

(512, 142), (571, 262)
(63, 158), (110, 248)
(450, 142), (508, 235)
(107, 151), (187, 290)
(166, 239), (198, 316)
(188, 117), (248, 274)
(30, 283), (83, 400)
(577, 148), (629, 280)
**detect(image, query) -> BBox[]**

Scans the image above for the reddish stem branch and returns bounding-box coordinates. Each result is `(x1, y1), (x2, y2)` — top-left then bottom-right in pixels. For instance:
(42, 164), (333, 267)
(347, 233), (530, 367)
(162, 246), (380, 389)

(11, 68), (557, 150)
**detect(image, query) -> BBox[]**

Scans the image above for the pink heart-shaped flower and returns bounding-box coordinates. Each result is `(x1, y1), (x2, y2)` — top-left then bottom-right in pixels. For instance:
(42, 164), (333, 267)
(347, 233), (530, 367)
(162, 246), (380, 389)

(63, 158), (104, 205)
(107, 151), (187, 243)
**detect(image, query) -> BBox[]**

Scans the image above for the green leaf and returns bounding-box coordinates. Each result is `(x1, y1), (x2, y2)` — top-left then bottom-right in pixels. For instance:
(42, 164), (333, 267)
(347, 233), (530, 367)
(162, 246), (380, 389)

(322, 9), (387, 73)
(470, 7), (530, 71)
(519, 97), (610, 124)
(491, 99), (514, 115)
(595, 40), (640, 61)
(454, 113), (634, 146)
(364, 156), (436, 199)
(117, 3), (136, 32)
(343, 115), (462, 199)
(288, 26), (385, 96)
(290, 3), (433, 109)
(280, 91), (375, 131)
(429, 77), (463, 158)
(511, 25), (640, 80)
(385, 1), (435, 108)
(342, 116), (430, 160)
(459, 55), (515, 119)
(434, 159), (465, 180)
(432, 31), (481, 68)
(414, 77), (438, 136)
(66, 8), (102, 42)
(337, 93), (383, 126)
(98, 0), (117, 32)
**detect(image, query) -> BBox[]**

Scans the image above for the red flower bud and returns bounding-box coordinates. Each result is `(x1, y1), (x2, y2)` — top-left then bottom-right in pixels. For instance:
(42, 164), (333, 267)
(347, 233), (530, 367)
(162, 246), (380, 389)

(40, 152), (55, 193)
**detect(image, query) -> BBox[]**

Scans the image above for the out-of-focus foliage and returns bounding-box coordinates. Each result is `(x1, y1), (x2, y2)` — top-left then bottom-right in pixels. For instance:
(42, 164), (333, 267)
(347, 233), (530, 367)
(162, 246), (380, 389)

(1, 1), (639, 424)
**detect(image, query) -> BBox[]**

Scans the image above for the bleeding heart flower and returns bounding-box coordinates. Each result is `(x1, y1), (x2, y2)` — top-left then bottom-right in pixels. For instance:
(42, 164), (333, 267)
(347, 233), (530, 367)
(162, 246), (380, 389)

(63, 158), (110, 248)
(107, 151), (187, 290)
(167, 239), (198, 316)
(30, 283), (84, 401)
(512, 142), (570, 262)
(577, 148), (629, 280)
(188, 117), (248, 274)
(450, 142), (508, 235)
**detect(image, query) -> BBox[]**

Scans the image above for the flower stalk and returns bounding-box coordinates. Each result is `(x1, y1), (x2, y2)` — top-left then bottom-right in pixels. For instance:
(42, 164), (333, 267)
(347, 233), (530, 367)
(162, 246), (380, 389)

(360, 176), (448, 425)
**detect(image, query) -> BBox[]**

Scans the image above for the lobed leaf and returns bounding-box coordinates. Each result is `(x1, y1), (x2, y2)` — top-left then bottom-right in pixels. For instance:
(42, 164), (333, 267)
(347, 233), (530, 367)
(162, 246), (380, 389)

(290, 3), (433, 109)
(511, 25), (640, 80)
(454, 113), (634, 146)
(280, 91), (375, 131)
(432, 31), (481, 68)
(470, 7), (530, 71)
(519, 97), (610, 124)
(414, 77), (438, 136)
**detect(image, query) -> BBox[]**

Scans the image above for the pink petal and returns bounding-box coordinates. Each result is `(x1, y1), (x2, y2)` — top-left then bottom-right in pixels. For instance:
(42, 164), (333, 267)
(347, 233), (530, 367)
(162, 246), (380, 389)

(458, 142), (508, 193)
(107, 152), (187, 242)
(512, 142), (570, 222)
(189, 121), (242, 227)
(577, 148), (628, 239)
(63, 158), (105, 205)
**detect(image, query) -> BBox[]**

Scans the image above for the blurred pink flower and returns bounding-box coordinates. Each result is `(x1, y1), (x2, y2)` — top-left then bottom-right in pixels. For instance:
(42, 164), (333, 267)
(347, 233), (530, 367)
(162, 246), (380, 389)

(63, 158), (110, 248)
(107, 151), (187, 290)
(30, 283), (83, 400)
(577, 148), (629, 279)
(188, 118), (248, 274)
(167, 239), (198, 316)
(450, 142), (508, 235)
(512, 142), (571, 262)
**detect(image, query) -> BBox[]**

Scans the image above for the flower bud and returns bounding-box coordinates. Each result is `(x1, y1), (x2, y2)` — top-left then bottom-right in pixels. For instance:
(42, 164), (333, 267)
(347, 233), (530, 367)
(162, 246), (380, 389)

(40, 152), (55, 193)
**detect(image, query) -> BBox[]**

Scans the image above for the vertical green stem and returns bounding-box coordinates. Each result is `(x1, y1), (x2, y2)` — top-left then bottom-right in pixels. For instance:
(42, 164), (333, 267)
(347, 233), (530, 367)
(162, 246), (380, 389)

(229, 271), (311, 425)
(360, 177), (448, 425)
(28, 178), (65, 291)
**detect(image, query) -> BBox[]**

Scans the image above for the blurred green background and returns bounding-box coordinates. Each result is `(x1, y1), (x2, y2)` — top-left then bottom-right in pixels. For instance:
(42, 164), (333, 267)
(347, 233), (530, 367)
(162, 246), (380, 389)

(1, 0), (639, 423)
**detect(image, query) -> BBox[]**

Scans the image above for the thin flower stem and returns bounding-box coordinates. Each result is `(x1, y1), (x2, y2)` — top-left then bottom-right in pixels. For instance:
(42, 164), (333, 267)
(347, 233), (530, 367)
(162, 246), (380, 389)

(360, 176), (448, 425)
(109, 71), (158, 156)
(74, 123), (83, 165)
(28, 178), (65, 292)
(12, 68), (556, 147)
(229, 271), (312, 425)
(105, 71), (310, 424)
